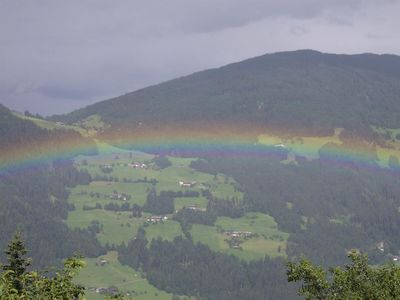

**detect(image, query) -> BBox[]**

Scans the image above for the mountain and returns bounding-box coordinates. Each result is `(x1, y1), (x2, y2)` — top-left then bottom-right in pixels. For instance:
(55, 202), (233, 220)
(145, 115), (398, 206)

(6, 51), (400, 298)
(47, 50), (400, 268)
(52, 50), (400, 135)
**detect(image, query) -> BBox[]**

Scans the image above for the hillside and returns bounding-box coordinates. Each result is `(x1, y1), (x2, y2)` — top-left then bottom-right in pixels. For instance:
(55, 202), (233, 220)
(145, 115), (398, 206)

(0, 104), (102, 267)
(52, 50), (400, 135)
(5, 50), (400, 299)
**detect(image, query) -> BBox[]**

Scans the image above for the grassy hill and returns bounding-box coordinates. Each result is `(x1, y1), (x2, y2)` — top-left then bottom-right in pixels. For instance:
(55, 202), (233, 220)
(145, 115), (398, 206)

(52, 50), (400, 135)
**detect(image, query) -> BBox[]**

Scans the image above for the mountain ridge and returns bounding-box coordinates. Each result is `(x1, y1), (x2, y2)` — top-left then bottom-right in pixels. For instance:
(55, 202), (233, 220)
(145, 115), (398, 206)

(51, 49), (400, 136)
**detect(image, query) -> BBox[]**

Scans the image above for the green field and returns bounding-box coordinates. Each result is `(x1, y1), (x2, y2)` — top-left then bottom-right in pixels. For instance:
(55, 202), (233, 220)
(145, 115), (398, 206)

(69, 182), (152, 208)
(67, 209), (142, 246)
(75, 152), (243, 200)
(75, 251), (173, 300)
(14, 112), (87, 132)
(191, 212), (288, 261)
(144, 220), (183, 242)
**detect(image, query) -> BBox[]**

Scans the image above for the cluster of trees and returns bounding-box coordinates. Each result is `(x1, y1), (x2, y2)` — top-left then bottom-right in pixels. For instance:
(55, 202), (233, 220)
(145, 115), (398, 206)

(0, 162), (102, 267)
(152, 156), (172, 169)
(92, 174), (119, 182)
(2, 233), (399, 300)
(23, 110), (44, 119)
(83, 203), (103, 210)
(87, 220), (103, 235)
(159, 190), (200, 198)
(206, 196), (245, 218)
(142, 189), (174, 215)
(92, 174), (158, 185)
(104, 202), (131, 212)
(139, 187), (244, 237)
(118, 233), (297, 300)
(83, 202), (143, 217)
(0, 106), (102, 267)
(131, 204), (143, 217)
(190, 156), (400, 266)
(172, 195), (246, 232)
(117, 228), (400, 300)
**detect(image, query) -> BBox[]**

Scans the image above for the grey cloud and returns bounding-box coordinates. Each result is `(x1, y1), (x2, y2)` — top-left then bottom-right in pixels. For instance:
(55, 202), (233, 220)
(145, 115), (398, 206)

(0, 0), (399, 115)
(365, 33), (391, 40)
(290, 26), (309, 36)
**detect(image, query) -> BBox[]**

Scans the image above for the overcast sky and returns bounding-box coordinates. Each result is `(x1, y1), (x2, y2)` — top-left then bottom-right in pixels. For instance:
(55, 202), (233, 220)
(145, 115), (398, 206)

(1, 0), (399, 115)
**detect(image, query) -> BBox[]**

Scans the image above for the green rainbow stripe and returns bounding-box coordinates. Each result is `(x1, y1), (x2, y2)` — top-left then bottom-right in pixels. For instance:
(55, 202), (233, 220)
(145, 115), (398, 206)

(1, 124), (399, 177)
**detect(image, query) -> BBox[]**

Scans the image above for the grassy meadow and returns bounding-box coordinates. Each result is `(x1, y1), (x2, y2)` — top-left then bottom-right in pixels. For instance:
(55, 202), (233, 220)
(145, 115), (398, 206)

(191, 212), (288, 261)
(75, 251), (173, 300)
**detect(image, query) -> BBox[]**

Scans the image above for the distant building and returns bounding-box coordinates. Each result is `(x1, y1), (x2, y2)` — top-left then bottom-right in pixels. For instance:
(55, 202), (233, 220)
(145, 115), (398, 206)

(129, 162), (147, 169)
(95, 286), (119, 296)
(183, 205), (206, 212)
(110, 192), (128, 201)
(179, 180), (196, 187)
(147, 216), (167, 223)
(377, 241), (385, 252)
(274, 144), (286, 148)
(225, 231), (252, 238)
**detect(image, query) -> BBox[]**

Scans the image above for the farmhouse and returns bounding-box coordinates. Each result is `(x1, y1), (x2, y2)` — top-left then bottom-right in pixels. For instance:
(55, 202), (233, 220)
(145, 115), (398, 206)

(183, 205), (206, 212)
(225, 231), (252, 238)
(147, 215), (168, 223)
(179, 180), (197, 187)
(129, 161), (147, 169)
(274, 144), (286, 148)
(110, 192), (128, 201)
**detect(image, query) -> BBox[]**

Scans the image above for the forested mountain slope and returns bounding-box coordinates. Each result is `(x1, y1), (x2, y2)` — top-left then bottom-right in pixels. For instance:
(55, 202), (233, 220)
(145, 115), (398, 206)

(0, 104), (101, 267)
(53, 50), (400, 135)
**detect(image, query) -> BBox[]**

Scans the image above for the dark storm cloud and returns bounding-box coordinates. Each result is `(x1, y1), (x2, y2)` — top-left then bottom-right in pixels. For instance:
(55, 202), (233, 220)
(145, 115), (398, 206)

(0, 0), (399, 115)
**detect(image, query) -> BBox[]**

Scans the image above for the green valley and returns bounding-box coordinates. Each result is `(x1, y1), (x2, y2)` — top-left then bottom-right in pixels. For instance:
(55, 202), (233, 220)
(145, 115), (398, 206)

(64, 144), (288, 298)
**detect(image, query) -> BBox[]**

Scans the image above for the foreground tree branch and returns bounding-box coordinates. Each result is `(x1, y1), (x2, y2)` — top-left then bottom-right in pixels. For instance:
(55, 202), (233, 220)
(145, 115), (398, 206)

(287, 250), (400, 300)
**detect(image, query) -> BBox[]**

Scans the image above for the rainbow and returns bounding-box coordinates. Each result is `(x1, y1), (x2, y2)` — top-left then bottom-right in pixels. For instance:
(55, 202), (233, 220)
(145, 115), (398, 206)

(1, 123), (400, 178)
(0, 134), (97, 178)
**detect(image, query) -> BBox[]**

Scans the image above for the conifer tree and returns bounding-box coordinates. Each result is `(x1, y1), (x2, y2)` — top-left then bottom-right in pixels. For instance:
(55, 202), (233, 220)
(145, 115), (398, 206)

(0, 232), (31, 293)
(0, 234), (88, 299)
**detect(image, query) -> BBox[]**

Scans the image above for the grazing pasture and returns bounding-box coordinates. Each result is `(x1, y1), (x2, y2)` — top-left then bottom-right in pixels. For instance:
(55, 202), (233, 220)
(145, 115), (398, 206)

(191, 212), (288, 261)
(75, 251), (173, 300)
